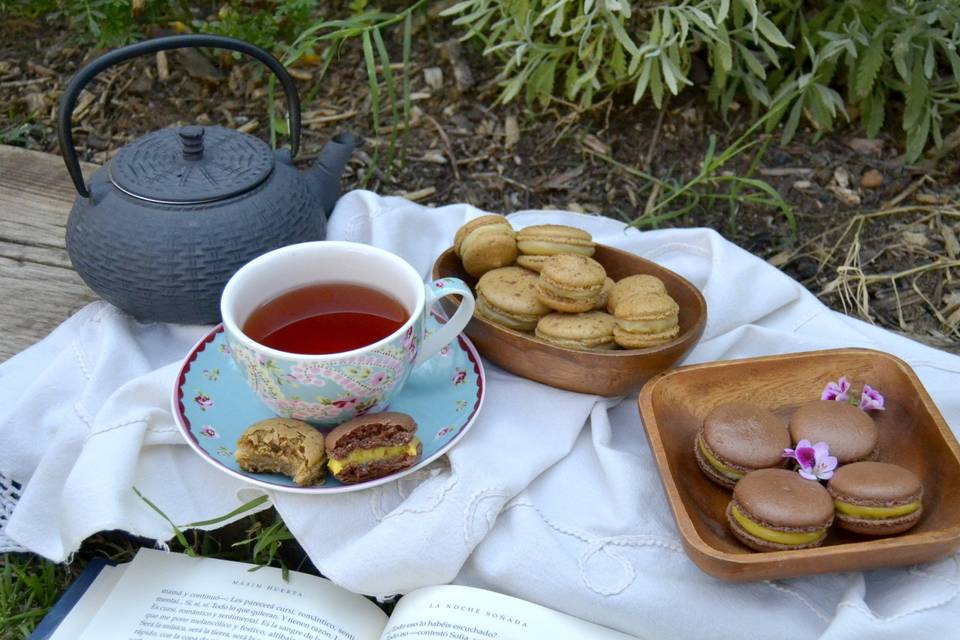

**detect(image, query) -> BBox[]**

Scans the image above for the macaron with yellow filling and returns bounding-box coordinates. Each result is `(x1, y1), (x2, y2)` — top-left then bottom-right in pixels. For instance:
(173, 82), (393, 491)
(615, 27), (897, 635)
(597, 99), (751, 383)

(613, 291), (680, 349)
(788, 400), (879, 464)
(516, 224), (595, 257)
(454, 215), (518, 278)
(537, 253), (607, 313)
(694, 402), (790, 490)
(475, 266), (551, 331)
(325, 412), (422, 484)
(727, 468), (835, 551)
(827, 462), (923, 536)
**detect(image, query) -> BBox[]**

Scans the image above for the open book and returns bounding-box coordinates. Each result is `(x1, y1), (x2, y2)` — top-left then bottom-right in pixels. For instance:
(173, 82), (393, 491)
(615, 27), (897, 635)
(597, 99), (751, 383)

(45, 548), (638, 640)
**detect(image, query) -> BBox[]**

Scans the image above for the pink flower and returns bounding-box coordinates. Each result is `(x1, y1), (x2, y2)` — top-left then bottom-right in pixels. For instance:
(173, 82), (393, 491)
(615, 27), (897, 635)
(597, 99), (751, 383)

(783, 439), (837, 481)
(332, 397), (358, 409)
(194, 393), (213, 410)
(452, 369), (466, 385)
(370, 371), (387, 386)
(859, 384), (885, 411)
(199, 425), (218, 438)
(821, 376), (851, 402)
(435, 280), (446, 288)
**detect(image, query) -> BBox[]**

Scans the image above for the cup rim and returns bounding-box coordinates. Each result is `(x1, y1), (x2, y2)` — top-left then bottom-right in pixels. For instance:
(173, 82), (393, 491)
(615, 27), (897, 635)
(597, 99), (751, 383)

(220, 241), (426, 361)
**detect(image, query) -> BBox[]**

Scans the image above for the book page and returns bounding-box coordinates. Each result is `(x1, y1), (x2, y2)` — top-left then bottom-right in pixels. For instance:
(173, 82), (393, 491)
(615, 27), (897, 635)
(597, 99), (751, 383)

(47, 564), (127, 640)
(379, 585), (639, 640)
(76, 549), (388, 640)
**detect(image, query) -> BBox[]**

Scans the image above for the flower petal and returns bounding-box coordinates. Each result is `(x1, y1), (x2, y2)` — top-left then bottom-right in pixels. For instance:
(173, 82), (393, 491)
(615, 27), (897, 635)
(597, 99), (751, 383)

(812, 441), (831, 459)
(838, 376), (851, 393)
(798, 469), (818, 481)
(796, 446), (816, 469)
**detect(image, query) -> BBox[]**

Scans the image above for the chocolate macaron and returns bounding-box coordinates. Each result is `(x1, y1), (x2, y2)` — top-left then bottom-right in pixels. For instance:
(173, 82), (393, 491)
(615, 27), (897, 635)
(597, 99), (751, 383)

(695, 402), (790, 489)
(788, 400), (879, 464)
(325, 412), (422, 484)
(827, 462), (923, 536)
(475, 266), (551, 331)
(727, 468), (835, 551)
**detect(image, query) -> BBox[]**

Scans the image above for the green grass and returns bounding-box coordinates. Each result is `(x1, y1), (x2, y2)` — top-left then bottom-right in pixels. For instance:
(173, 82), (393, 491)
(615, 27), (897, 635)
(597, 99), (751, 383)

(0, 553), (76, 640)
(0, 486), (301, 640)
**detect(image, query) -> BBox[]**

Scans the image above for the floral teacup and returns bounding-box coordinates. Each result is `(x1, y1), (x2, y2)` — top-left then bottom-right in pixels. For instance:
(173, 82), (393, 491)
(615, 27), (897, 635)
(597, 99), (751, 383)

(220, 241), (475, 425)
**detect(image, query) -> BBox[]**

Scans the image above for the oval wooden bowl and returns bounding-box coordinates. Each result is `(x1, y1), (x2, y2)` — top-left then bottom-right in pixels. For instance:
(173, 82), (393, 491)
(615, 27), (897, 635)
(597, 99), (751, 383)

(432, 244), (707, 396)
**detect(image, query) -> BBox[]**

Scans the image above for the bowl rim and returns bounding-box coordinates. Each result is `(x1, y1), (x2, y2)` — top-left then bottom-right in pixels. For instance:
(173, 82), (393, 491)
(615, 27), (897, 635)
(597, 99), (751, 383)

(432, 243), (708, 358)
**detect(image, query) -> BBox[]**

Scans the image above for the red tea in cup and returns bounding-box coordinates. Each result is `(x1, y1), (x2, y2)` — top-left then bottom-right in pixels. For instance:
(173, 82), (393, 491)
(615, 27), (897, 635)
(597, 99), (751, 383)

(242, 282), (409, 355)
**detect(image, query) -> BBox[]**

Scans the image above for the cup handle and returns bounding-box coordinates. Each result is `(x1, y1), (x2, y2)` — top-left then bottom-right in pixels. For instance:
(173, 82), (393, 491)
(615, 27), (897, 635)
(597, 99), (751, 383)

(414, 277), (476, 367)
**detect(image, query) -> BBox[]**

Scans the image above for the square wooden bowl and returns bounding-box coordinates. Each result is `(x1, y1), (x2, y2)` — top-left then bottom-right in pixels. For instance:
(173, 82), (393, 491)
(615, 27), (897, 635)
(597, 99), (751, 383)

(638, 348), (960, 581)
(432, 244), (706, 396)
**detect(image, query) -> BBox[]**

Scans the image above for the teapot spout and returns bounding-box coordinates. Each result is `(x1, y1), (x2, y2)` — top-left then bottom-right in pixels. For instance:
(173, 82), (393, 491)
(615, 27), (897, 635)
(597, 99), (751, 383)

(311, 132), (361, 216)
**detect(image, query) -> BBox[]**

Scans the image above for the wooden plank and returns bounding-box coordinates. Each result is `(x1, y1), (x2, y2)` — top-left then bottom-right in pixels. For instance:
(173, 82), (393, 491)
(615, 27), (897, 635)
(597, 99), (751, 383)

(0, 145), (100, 361)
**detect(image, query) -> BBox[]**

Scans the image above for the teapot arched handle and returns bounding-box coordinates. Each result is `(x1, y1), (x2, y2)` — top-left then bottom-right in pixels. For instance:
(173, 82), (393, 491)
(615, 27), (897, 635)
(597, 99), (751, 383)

(57, 34), (302, 198)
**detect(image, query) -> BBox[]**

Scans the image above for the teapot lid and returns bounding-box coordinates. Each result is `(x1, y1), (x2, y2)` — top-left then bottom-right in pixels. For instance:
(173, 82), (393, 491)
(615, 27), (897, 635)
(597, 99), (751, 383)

(108, 125), (274, 204)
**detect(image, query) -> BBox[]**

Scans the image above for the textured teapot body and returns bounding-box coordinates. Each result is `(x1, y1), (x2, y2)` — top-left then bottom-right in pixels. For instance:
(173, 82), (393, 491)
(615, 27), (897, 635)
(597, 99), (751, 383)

(66, 148), (325, 324)
(57, 36), (358, 324)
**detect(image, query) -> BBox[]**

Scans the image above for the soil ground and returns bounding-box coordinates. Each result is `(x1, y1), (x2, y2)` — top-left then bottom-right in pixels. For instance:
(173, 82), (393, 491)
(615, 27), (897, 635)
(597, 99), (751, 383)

(2, 17), (959, 351)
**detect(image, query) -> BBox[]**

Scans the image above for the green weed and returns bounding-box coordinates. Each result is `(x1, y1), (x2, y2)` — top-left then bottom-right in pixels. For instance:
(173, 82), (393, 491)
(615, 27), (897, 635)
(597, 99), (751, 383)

(445, 0), (960, 162)
(0, 554), (74, 640)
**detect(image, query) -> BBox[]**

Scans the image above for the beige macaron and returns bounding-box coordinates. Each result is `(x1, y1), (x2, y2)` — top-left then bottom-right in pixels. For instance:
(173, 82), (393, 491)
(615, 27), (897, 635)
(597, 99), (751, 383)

(537, 254), (607, 313)
(607, 274), (668, 314)
(475, 266), (550, 331)
(593, 277), (615, 311)
(613, 291), (680, 349)
(517, 224), (595, 257)
(454, 215), (518, 278)
(516, 254), (551, 272)
(535, 311), (617, 351)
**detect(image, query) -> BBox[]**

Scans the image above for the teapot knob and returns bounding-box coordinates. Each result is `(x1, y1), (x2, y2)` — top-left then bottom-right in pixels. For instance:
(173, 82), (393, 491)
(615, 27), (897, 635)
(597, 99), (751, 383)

(179, 126), (205, 160)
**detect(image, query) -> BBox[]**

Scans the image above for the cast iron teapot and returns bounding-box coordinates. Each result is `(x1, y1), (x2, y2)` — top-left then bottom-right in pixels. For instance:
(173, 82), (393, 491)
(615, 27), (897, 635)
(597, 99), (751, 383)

(57, 35), (359, 324)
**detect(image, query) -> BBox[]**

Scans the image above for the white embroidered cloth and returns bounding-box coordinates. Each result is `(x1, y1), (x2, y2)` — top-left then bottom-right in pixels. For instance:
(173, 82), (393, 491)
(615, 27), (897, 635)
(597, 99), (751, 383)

(2, 190), (960, 639)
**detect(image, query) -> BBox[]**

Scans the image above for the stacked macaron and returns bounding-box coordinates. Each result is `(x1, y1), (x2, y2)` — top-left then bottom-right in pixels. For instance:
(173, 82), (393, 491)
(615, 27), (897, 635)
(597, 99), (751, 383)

(695, 393), (924, 553)
(451, 218), (682, 352)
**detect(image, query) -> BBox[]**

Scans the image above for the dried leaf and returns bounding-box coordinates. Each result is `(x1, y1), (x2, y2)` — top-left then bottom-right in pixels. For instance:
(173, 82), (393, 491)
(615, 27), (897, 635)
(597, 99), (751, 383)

(156, 51), (169, 82)
(901, 230), (929, 247)
(423, 67), (443, 91)
(941, 224), (960, 258)
(504, 115), (520, 149)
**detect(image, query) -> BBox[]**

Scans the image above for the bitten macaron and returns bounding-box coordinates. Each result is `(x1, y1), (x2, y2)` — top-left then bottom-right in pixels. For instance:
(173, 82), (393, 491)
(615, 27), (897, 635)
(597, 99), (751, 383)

(325, 412), (422, 484)
(607, 274), (667, 314)
(516, 224), (595, 257)
(827, 462), (923, 535)
(535, 311), (617, 351)
(613, 292), (680, 349)
(235, 418), (327, 486)
(727, 468), (835, 551)
(475, 266), (551, 331)
(454, 215), (518, 278)
(695, 402), (790, 489)
(788, 400), (879, 464)
(537, 254), (607, 313)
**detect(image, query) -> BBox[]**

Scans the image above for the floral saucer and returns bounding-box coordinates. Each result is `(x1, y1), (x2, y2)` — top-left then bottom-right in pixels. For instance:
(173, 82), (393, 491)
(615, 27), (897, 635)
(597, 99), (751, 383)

(172, 313), (484, 494)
